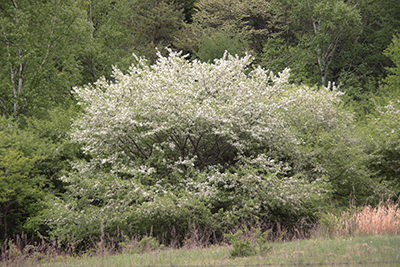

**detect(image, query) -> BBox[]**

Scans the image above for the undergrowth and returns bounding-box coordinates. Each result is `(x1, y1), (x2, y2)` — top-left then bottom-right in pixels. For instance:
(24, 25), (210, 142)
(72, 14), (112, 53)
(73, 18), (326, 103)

(1, 199), (399, 266)
(317, 199), (400, 237)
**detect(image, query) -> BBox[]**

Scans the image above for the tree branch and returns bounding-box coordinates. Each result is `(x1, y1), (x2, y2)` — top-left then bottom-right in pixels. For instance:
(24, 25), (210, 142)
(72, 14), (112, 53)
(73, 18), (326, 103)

(123, 132), (149, 160)
(40, 0), (59, 69)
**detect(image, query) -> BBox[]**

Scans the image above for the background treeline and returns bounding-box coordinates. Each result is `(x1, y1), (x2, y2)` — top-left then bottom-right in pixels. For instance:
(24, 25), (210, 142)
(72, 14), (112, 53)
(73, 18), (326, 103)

(0, 0), (399, 249)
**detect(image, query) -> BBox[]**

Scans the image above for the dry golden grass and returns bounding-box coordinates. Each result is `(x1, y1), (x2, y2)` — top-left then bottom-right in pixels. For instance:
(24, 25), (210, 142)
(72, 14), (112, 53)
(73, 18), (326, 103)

(318, 199), (400, 237)
(355, 200), (400, 235)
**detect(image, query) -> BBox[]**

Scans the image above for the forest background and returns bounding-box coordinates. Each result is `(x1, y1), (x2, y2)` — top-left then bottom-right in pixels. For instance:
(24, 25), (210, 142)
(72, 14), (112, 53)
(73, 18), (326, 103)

(1, 0), (400, 250)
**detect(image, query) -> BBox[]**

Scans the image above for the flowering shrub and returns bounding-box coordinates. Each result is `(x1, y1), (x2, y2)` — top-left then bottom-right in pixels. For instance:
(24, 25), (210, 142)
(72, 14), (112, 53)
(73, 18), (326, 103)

(72, 50), (297, 177)
(44, 50), (390, 246)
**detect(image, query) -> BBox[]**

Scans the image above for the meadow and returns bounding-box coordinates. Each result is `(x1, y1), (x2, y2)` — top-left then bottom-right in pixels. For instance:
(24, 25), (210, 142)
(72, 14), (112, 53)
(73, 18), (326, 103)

(2, 200), (399, 267)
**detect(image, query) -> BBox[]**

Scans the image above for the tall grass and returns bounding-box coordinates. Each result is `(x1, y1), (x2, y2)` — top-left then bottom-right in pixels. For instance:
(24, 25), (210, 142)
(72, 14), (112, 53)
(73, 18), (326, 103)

(356, 201), (400, 235)
(317, 199), (400, 237)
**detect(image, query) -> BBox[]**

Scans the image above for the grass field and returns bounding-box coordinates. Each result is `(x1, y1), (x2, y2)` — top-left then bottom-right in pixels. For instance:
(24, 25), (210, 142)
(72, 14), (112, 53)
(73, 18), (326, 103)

(2, 200), (400, 267)
(2, 234), (398, 267)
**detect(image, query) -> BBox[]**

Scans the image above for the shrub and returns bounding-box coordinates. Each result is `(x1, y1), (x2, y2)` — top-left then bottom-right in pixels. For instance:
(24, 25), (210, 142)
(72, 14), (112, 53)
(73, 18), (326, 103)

(225, 228), (272, 258)
(43, 50), (390, 247)
(225, 230), (255, 258)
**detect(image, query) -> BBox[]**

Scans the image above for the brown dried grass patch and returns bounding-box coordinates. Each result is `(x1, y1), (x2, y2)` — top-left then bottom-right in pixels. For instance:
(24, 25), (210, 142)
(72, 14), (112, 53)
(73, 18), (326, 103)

(318, 199), (400, 237)
(355, 200), (400, 235)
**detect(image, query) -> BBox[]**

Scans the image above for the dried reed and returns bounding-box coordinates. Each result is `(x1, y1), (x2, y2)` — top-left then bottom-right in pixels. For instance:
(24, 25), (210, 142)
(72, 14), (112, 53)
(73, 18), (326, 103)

(355, 200), (400, 235)
(318, 199), (400, 237)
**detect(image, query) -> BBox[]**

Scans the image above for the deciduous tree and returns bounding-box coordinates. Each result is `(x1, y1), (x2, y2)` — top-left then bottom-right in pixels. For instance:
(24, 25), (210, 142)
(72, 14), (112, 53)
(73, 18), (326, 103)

(282, 0), (362, 86)
(175, 0), (286, 61)
(0, 0), (90, 117)
(42, 51), (392, 246)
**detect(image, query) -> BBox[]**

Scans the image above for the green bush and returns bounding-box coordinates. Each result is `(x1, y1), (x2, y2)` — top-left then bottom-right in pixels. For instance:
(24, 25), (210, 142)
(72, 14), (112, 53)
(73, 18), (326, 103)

(42, 51), (392, 248)
(225, 230), (255, 258)
(225, 229), (272, 258)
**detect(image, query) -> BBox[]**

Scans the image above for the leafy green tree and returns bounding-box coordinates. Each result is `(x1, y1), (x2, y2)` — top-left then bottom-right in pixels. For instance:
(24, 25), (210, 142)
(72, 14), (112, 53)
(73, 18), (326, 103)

(0, 149), (44, 241)
(264, 0), (400, 103)
(359, 100), (400, 197)
(262, 36), (315, 84)
(0, 0), (90, 117)
(175, 0), (286, 60)
(195, 30), (248, 62)
(334, 0), (400, 104)
(71, 0), (143, 84)
(174, 0), (197, 23)
(383, 34), (400, 96)
(0, 116), (47, 241)
(79, 0), (125, 84)
(23, 107), (83, 192)
(359, 35), (400, 190)
(0, 107), (81, 242)
(277, 0), (362, 86)
(113, 0), (184, 63)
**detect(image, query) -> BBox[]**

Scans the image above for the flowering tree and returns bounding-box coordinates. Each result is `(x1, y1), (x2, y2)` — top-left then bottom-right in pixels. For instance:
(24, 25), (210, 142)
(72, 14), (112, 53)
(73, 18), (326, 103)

(43, 50), (390, 245)
(73, 50), (297, 178)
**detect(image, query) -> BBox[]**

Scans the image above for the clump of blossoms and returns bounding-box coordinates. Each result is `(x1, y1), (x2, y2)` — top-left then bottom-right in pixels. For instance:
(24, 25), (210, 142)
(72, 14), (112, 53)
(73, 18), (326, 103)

(43, 50), (390, 245)
(72, 49), (299, 176)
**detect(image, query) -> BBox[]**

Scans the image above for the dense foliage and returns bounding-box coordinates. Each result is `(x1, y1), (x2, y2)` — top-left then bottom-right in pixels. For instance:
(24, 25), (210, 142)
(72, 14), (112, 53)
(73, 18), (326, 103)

(0, 0), (399, 250)
(41, 51), (391, 246)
